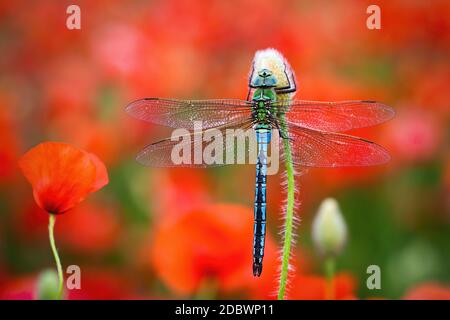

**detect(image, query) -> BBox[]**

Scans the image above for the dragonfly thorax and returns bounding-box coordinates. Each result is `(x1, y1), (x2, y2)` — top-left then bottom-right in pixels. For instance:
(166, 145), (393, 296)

(251, 88), (277, 125)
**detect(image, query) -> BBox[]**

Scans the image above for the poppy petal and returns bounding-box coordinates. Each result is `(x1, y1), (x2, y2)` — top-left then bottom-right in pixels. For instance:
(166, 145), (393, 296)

(18, 142), (108, 214)
(87, 152), (109, 193)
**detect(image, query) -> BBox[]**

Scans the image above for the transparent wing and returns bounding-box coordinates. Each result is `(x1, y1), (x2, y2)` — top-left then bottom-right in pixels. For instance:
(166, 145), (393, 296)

(285, 124), (391, 167)
(273, 100), (394, 132)
(126, 98), (253, 130)
(136, 119), (259, 167)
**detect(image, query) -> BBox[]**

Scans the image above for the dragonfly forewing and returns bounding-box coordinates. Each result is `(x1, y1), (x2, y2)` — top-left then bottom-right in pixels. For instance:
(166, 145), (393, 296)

(126, 98), (253, 130)
(272, 100), (395, 133)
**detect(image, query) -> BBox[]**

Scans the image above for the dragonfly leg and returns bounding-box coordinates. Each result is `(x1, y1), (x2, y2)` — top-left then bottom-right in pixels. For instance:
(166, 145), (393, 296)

(273, 120), (291, 140)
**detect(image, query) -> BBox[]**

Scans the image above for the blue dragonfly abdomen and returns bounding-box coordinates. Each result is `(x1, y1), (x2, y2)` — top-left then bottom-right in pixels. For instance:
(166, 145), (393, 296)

(253, 126), (271, 276)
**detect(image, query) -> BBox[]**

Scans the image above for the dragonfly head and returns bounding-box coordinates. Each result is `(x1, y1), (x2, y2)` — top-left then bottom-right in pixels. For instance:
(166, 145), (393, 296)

(250, 68), (278, 88)
(259, 69), (272, 78)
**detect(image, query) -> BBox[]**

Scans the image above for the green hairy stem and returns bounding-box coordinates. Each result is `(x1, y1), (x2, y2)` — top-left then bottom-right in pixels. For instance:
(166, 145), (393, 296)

(277, 114), (296, 300)
(48, 214), (64, 300)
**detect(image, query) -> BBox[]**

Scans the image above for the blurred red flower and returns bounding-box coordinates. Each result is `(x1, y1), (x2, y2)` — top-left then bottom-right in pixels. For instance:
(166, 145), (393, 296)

(13, 201), (49, 241)
(410, 62), (450, 118)
(66, 270), (137, 300)
(43, 56), (98, 118)
(52, 116), (122, 166)
(13, 200), (121, 254)
(0, 276), (35, 300)
(384, 109), (442, 163)
(0, 270), (137, 300)
(148, 203), (277, 297)
(18, 142), (108, 214)
(0, 94), (20, 183)
(150, 169), (211, 218)
(92, 24), (147, 78)
(404, 282), (450, 300)
(57, 202), (121, 254)
(288, 273), (357, 300)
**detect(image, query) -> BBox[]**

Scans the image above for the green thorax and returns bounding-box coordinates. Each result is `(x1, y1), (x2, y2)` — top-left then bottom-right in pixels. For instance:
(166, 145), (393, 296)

(252, 88), (277, 128)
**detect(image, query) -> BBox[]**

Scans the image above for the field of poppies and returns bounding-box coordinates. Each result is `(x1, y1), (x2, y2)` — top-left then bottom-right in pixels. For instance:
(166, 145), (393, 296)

(0, 0), (449, 300)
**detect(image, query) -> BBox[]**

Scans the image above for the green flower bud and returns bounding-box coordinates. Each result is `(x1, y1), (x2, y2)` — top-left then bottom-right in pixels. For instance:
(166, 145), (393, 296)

(312, 198), (347, 257)
(35, 269), (60, 300)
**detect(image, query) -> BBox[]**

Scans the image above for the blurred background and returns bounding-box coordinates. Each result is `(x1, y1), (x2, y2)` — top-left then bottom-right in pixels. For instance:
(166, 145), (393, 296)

(0, 0), (449, 299)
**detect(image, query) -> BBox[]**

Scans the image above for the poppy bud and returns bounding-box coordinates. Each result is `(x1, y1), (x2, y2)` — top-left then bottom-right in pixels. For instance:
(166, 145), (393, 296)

(312, 198), (347, 257)
(36, 269), (61, 300)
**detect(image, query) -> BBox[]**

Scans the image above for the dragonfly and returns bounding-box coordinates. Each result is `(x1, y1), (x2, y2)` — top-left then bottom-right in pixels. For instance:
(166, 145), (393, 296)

(126, 68), (394, 277)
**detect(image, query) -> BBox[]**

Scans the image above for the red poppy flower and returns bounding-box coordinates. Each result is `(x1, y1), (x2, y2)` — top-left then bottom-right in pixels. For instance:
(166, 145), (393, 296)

(0, 271), (137, 300)
(404, 282), (450, 300)
(148, 203), (277, 296)
(18, 142), (108, 214)
(288, 273), (357, 300)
